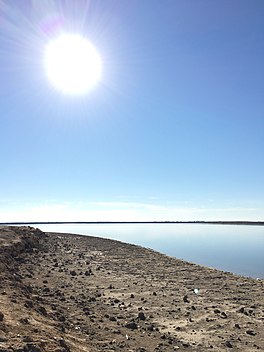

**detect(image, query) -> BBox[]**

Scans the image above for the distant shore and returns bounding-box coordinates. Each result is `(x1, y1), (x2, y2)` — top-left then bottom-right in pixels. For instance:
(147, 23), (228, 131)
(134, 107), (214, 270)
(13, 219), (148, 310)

(1, 220), (264, 226)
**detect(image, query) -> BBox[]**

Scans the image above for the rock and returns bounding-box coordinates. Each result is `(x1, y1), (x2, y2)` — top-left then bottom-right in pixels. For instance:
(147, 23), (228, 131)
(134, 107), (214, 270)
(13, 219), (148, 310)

(138, 312), (146, 320)
(70, 270), (77, 276)
(220, 312), (227, 319)
(225, 341), (233, 348)
(234, 323), (241, 329)
(109, 316), (117, 321)
(37, 306), (47, 316)
(24, 300), (33, 308)
(59, 339), (70, 351)
(147, 324), (155, 331)
(0, 312), (4, 321)
(183, 295), (189, 303)
(238, 307), (245, 313)
(246, 329), (256, 336)
(182, 342), (190, 347)
(24, 344), (42, 352)
(125, 321), (138, 330)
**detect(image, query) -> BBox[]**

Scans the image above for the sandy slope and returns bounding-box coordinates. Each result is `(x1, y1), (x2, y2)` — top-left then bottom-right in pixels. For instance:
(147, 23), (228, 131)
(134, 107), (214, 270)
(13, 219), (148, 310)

(0, 226), (263, 351)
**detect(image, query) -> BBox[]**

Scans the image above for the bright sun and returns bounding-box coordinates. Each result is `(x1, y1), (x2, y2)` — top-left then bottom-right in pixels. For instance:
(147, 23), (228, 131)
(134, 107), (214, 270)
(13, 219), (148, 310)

(44, 34), (102, 95)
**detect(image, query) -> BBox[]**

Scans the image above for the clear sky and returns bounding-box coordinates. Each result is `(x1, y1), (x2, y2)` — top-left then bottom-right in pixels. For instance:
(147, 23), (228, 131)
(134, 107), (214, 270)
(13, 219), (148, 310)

(0, 0), (263, 222)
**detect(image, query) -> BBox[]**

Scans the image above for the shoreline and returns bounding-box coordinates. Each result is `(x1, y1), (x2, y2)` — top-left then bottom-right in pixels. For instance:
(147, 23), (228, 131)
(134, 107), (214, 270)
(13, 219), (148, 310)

(0, 226), (263, 351)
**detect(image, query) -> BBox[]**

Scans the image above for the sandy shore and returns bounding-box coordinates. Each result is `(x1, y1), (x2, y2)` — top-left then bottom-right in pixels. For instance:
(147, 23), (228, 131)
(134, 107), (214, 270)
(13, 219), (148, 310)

(0, 226), (263, 351)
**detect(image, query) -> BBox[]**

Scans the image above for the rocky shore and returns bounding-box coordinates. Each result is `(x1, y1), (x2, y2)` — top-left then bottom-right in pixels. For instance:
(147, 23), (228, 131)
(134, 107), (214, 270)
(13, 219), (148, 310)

(0, 226), (263, 351)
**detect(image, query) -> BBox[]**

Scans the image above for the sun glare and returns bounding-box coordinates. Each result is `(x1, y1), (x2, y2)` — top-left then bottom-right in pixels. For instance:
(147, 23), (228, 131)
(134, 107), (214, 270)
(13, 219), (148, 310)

(44, 34), (102, 95)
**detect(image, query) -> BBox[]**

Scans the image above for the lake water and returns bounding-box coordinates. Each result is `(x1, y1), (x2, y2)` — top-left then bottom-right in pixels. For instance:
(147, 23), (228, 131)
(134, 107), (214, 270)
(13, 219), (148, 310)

(35, 223), (264, 279)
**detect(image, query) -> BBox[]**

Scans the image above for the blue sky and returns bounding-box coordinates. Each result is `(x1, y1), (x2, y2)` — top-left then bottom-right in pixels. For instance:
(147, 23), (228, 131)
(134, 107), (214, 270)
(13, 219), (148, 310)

(0, 0), (263, 222)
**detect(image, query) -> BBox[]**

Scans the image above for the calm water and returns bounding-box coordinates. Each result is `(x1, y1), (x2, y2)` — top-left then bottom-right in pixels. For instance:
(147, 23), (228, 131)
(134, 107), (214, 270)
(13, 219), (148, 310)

(35, 223), (264, 279)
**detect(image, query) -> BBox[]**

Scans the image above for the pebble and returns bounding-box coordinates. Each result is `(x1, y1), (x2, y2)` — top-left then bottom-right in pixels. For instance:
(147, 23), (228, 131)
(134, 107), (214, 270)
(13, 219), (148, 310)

(125, 321), (138, 330)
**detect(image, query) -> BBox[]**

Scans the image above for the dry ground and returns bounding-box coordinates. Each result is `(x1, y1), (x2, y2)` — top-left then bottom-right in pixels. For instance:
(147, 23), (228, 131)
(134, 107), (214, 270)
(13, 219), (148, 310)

(0, 226), (263, 351)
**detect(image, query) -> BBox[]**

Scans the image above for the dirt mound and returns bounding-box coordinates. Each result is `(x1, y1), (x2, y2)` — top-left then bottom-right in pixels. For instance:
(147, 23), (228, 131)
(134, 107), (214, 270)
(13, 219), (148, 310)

(0, 226), (263, 351)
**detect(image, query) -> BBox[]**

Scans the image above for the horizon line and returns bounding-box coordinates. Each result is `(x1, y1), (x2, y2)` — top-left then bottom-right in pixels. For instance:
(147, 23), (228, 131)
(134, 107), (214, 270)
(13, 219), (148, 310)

(1, 221), (264, 226)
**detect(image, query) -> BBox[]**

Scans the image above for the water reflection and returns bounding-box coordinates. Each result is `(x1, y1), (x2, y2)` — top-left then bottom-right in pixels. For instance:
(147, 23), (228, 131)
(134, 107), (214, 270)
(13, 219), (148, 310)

(37, 223), (264, 279)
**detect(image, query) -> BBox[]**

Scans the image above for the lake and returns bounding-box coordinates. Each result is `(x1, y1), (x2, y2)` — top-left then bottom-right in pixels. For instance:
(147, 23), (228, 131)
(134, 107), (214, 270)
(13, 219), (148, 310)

(35, 223), (264, 279)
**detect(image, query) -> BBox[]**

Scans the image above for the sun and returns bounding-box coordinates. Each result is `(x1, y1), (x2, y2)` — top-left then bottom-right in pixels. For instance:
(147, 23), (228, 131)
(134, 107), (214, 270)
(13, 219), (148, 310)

(44, 34), (102, 95)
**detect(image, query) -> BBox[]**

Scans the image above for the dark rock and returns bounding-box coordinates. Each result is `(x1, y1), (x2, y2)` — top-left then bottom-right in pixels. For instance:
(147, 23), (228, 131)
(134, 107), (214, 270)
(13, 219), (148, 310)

(234, 323), (241, 329)
(138, 312), (146, 320)
(214, 309), (221, 314)
(70, 270), (77, 276)
(24, 301), (33, 309)
(0, 312), (4, 321)
(125, 321), (138, 330)
(37, 306), (47, 316)
(24, 344), (41, 352)
(246, 329), (256, 336)
(220, 312), (227, 319)
(182, 342), (190, 347)
(20, 318), (30, 324)
(225, 341), (233, 348)
(59, 339), (70, 351)
(109, 316), (117, 322)
(147, 324), (155, 331)
(183, 295), (189, 303)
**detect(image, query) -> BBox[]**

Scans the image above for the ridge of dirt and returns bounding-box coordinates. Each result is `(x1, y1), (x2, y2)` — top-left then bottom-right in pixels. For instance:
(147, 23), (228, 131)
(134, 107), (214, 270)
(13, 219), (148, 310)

(0, 226), (263, 351)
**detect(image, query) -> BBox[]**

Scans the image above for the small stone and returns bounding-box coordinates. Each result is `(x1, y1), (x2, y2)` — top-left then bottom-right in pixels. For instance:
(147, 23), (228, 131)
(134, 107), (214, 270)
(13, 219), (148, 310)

(138, 312), (146, 320)
(246, 329), (256, 336)
(147, 324), (155, 331)
(183, 295), (189, 303)
(125, 321), (138, 330)
(24, 301), (33, 308)
(225, 341), (233, 348)
(220, 312), (227, 319)
(37, 306), (47, 316)
(0, 312), (4, 321)
(182, 342), (190, 347)
(214, 309), (221, 314)
(24, 344), (41, 352)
